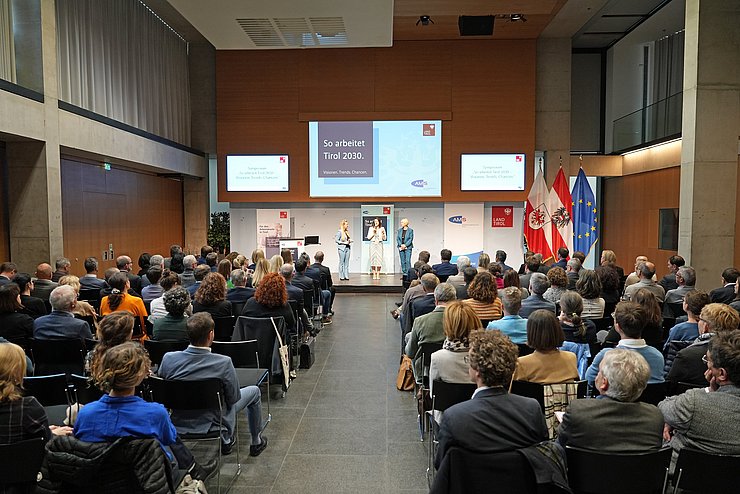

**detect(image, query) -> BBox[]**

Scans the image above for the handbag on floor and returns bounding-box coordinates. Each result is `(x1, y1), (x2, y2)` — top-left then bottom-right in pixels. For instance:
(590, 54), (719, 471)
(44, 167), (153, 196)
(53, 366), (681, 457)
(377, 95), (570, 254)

(271, 317), (291, 391)
(396, 354), (415, 391)
(299, 335), (315, 369)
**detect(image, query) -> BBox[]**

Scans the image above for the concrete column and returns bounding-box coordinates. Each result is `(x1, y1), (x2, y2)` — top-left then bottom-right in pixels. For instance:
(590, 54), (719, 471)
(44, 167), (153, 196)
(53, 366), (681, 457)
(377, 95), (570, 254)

(535, 37), (572, 183)
(678, 0), (740, 290)
(183, 175), (209, 255)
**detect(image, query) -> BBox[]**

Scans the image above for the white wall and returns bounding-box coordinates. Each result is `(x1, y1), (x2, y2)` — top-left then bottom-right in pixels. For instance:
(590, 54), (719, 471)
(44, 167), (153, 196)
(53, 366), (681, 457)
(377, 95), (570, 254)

(230, 202), (526, 275)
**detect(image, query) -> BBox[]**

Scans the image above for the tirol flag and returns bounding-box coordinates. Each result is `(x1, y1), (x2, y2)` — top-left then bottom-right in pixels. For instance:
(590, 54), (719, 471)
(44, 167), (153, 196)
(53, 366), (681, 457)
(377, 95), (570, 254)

(524, 166), (553, 261)
(572, 168), (598, 256)
(549, 167), (573, 255)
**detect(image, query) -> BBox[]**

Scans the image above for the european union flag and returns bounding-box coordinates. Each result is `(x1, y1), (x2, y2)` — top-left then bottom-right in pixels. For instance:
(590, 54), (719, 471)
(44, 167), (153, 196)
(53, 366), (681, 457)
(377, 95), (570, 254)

(572, 168), (598, 256)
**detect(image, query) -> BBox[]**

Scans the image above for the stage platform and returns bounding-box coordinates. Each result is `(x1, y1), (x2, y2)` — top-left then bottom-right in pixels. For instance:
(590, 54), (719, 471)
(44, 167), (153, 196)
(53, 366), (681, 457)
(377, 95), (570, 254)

(332, 274), (404, 294)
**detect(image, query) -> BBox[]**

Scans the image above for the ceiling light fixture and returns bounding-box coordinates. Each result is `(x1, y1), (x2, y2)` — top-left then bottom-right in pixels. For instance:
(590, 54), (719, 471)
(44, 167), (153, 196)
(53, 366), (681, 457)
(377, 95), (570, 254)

(416, 15), (434, 26)
(509, 13), (526, 22)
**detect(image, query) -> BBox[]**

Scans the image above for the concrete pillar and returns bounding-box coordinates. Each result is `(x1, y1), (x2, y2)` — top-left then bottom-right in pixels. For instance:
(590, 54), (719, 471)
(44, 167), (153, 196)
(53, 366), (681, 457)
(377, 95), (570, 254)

(535, 37), (572, 183)
(183, 175), (209, 255)
(678, 0), (740, 290)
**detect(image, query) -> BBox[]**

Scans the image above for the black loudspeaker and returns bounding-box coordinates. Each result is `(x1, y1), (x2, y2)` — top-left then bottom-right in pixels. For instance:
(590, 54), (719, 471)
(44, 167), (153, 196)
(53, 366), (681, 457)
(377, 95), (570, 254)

(458, 15), (494, 36)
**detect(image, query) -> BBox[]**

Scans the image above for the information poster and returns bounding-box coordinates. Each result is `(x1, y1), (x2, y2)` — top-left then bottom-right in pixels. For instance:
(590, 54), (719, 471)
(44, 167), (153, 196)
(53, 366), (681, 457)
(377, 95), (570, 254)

(443, 203), (484, 267)
(360, 204), (395, 275)
(256, 209), (290, 257)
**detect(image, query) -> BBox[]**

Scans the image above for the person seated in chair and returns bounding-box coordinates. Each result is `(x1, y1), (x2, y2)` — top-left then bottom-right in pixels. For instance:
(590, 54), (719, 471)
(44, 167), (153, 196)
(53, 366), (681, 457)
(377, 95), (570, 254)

(158, 312), (268, 457)
(487, 287), (528, 344)
(432, 249), (458, 282)
(558, 349), (664, 452)
(227, 268), (255, 304)
(435, 329), (548, 469)
(152, 287), (191, 342)
(405, 283), (456, 381)
(519, 273), (556, 318)
(80, 257), (106, 290)
(33, 285), (93, 340)
(511, 310), (578, 384)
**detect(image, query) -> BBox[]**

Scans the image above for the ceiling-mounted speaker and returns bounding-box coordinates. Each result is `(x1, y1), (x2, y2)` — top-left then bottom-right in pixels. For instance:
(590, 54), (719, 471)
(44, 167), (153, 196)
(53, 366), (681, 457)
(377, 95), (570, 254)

(458, 15), (494, 36)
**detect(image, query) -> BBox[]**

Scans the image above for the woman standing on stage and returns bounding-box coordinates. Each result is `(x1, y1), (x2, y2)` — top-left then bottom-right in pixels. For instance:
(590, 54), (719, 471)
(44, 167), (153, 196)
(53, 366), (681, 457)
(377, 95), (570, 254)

(367, 218), (386, 280)
(335, 219), (352, 280)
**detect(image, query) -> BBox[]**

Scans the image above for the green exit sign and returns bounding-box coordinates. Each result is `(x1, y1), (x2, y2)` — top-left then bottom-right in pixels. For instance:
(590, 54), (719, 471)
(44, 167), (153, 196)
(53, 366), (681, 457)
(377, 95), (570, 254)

(104, 163), (111, 171)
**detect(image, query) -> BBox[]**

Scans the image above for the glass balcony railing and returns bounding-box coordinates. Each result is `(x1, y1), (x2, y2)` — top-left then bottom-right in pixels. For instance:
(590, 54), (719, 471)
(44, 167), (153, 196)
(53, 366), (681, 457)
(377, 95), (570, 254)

(612, 92), (682, 152)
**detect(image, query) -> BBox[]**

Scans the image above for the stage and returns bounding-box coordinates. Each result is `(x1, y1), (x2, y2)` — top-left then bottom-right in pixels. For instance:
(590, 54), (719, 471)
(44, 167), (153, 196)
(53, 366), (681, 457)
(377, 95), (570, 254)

(332, 273), (405, 294)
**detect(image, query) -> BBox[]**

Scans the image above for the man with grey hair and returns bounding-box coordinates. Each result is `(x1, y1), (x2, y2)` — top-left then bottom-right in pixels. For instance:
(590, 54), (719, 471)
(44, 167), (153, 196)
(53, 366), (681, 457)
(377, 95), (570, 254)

(557, 349), (664, 452)
(405, 273), (440, 335)
(33, 285), (93, 340)
(140, 254), (165, 288)
(227, 268), (255, 304)
(405, 282), (456, 380)
(446, 256), (470, 285)
(487, 287), (528, 343)
(566, 258), (581, 290)
(520, 272), (556, 318)
(179, 254), (197, 288)
(51, 257), (71, 283)
(665, 266), (696, 305)
(624, 261), (665, 303)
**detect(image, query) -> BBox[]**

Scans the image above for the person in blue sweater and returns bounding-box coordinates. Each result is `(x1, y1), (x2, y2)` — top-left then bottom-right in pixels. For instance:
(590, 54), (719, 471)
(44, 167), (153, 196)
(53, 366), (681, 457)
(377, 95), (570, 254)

(663, 290), (709, 353)
(586, 301), (665, 385)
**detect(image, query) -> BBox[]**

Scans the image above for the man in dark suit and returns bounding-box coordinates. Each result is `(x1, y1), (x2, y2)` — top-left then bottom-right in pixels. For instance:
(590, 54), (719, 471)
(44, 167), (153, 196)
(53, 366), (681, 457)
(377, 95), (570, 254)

(31, 263), (58, 301)
(435, 330), (547, 468)
(226, 269), (255, 304)
(0, 262), (17, 286)
(455, 267), (476, 301)
(520, 273), (556, 317)
(303, 253), (332, 317)
(495, 250), (513, 273)
(566, 258), (581, 290)
(405, 273), (439, 335)
(519, 257), (541, 290)
(13, 273), (47, 319)
(709, 267), (739, 304)
(405, 251), (431, 286)
(79, 257), (106, 290)
(280, 264), (314, 334)
(432, 249), (458, 282)
(116, 255), (142, 294)
(33, 285), (92, 340)
(309, 251), (335, 315)
(158, 313), (267, 456)
(179, 255), (197, 288)
(558, 349), (664, 452)
(405, 283), (455, 380)
(552, 248), (569, 270)
(51, 257), (71, 283)
(659, 255), (685, 293)
(292, 257), (331, 325)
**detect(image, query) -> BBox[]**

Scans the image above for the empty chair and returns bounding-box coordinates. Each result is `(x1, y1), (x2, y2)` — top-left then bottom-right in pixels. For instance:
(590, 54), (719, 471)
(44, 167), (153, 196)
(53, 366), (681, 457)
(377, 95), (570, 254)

(671, 448), (740, 494)
(31, 338), (85, 376)
(637, 382), (668, 406)
(0, 437), (47, 493)
(566, 445), (671, 494)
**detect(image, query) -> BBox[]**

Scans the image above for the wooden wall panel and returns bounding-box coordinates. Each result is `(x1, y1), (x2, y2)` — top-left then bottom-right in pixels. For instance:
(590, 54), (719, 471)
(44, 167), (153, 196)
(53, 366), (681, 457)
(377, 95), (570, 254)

(216, 39), (536, 203)
(0, 143), (8, 262)
(61, 159), (184, 277)
(602, 167), (680, 279)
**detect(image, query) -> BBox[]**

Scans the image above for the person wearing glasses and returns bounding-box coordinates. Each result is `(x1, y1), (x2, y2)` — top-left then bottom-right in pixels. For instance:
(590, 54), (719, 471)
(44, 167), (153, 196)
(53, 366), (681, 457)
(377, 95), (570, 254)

(659, 330), (740, 468)
(667, 303), (740, 386)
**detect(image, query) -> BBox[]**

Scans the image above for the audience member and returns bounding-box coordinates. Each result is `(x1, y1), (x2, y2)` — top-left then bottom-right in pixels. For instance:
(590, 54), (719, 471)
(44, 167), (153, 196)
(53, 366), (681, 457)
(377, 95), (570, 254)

(456, 267), (476, 300)
(140, 254), (164, 288)
(571, 251), (586, 266)
(446, 256), (469, 285)
(192, 272), (232, 318)
(136, 253), (151, 277)
(405, 283), (456, 380)
(462, 272), (503, 322)
(99, 272), (147, 332)
(12, 273), (47, 319)
(31, 263), (58, 301)
(659, 255), (685, 292)
(487, 287), (528, 344)
(432, 249), (458, 282)
(405, 273), (439, 334)
(85, 311), (133, 375)
(558, 349), (663, 452)
(248, 248), (264, 272)
(198, 245), (213, 265)
(394, 264), (433, 324)
(552, 247), (568, 270)
(241, 272), (296, 332)
(624, 255), (651, 291)
(477, 253), (491, 274)
(251, 258), (271, 288)
(51, 257), (71, 283)
(558, 291), (597, 345)
(709, 267), (739, 304)
(80, 257), (106, 290)
(624, 261), (665, 303)
(495, 250), (513, 273)
(0, 262), (17, 285)
(595, 265), (620, 317)
(116, 255), (142, 294)
(406, 251), (431, 285)
(565, 258), (581, 290)
(575, 270), (606, 319)
(294, 257), (331, 324)
(310, 251), (335, 314)
(152, 287), (191, 342)
(141, 266), (164, 303)
(512, 310), (578, 384)
(434, 330), (547, 469)
(227, 268), (255, 304)
(169, 252), (185, 274)
(186, 264), (211, 296)
(660, 330), (740, 469)
(520, 273), (556, 318)
(179, 255), (197, 288)
(599, 250), (624, 279)
(149, 270), (190, 322)
(280, 264), (314, 335)
(543, 267), (567, 304)
(667, 303), (740, 386)
(206, 252), (218, 272)
(585, 301), (664, 385)
(159, 312), (268, 457)
(488, 263), (504, 290)
(164, 244), (182, 270)
(663, 290), (709, 352)
(34, 285), (92, 340)
(518, 256), (540, 290)
(0, 283), (34, 342)
(58, 275), (98, 327)
(502, 269), (529, 299)
(665, 266), (696, 305)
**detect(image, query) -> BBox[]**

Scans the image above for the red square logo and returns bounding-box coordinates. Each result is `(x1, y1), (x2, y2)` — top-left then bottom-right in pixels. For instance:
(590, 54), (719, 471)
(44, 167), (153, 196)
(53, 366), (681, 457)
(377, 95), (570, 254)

(383, 207), (391, 214)
(422, 123), (436, 136)
(279, 156), (286, 163)
(279, 211), (288, 219)
(515, 155), (522, 162)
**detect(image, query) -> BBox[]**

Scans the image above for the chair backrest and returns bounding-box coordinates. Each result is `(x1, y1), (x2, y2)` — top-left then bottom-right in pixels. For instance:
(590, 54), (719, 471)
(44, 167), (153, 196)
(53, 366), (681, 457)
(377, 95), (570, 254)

(74, 314), (96, 329)
(145, 375), (223, 411)
(666, 301), (686, 318)
(673, 448), (740, 494)
(213, 315), (236, 341)
(131, 318), (144, 339)
(23, 373), (70, 406)
(302, 289), (314, 316)
(31, 338), (85, 375)
(234, 316), (285, 385)
(68, 374), (104, 404)
(143, 339), (189, 366)
(231, 301), (246, 316)
(566, 445), (671, 494)
(667, 380), (703, 396)
(637, 382), (667, 406)
(510, 380), (586, 439)
(419, 342), (443, 369)
(431, 380), (476, 412)
(84, 338), (98, 352)
(78, 288), (101, 313)
(0, 437), (46, 485)
(591, 317), (613, 334)
(211, 339), (260, 368)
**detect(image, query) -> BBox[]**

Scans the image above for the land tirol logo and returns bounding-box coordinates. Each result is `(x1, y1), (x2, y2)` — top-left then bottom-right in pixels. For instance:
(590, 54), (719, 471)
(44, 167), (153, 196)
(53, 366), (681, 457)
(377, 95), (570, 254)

(422, 123), (436, 136)
(411, 179), (428, 188)
(448, 215), (467, 224)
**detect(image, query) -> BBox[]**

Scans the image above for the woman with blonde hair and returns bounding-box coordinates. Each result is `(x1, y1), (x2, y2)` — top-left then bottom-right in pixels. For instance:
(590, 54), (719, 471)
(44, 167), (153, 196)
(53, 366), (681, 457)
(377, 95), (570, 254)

(335, 218), (352, 280)
(477, 253), (491, 273)
(251, 258), (271, 288)
(0, 342), (72, 443)
(248, 249), (265, 271)
(269, 255), (284, 274)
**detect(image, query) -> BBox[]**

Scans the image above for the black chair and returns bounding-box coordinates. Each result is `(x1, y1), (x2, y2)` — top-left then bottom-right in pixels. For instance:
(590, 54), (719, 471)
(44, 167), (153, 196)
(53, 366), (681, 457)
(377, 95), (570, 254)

(146, 376), (239, 493)
(74, 314), (96, 330)
(665, 301), (686, 318)
(416, 342), (444, 440)
(68, 374), (104, 404)
(666, 380), (703, 396)
(671, 448), (740, 494)
(233, 316), (289, 393)
(231, 301), (246, 317)
(143, 339), (189, 366)
(84, 338), (98, 352)
(131, 318), (145, 339)
(516, 343), (534, 357)
(566, 445), (671, 494)
(31, 338), (85, 376)
(479, 318), (492, 329)
(302, 289), (315, 317)
(23, 373), (72, 425)
(78, 288), (101, 312)
(637, 382), (668, 406)
(0, 437), (46, 492)
(510, 380), (588, 413)
(213, 316), (236, 341)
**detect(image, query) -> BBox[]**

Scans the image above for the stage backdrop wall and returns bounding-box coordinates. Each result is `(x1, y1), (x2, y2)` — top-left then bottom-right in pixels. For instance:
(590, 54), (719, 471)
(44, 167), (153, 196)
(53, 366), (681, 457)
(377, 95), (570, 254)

(230, 203), (525, 276)
(443, 203), (484, 266)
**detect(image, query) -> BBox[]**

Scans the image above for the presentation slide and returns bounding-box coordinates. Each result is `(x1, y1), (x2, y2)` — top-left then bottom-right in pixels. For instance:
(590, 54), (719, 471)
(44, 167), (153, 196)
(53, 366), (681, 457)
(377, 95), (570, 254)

(309, 120), (442, 197)
(460, 154), (526, 191)
(226, 155), (289, 192)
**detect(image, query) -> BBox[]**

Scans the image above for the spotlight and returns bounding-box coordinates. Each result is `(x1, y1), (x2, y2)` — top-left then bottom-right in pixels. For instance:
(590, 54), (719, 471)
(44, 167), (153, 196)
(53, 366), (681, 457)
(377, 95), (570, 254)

(510, 13), (526, 22)
(416, 15), (434, 26)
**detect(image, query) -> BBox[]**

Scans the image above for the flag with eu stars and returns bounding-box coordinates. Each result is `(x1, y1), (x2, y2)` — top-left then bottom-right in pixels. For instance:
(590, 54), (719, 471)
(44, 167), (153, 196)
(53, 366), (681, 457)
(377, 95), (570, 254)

(572, 168), (598, 256)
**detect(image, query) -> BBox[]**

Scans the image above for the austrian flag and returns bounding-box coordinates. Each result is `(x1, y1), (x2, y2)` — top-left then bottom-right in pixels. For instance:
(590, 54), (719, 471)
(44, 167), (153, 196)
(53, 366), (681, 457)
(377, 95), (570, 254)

(524, 167), (553, 261)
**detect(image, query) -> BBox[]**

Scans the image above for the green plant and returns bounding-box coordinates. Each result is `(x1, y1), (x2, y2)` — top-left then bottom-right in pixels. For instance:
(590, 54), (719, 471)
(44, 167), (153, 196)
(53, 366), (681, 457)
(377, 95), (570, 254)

(207, 211), (230, 254)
